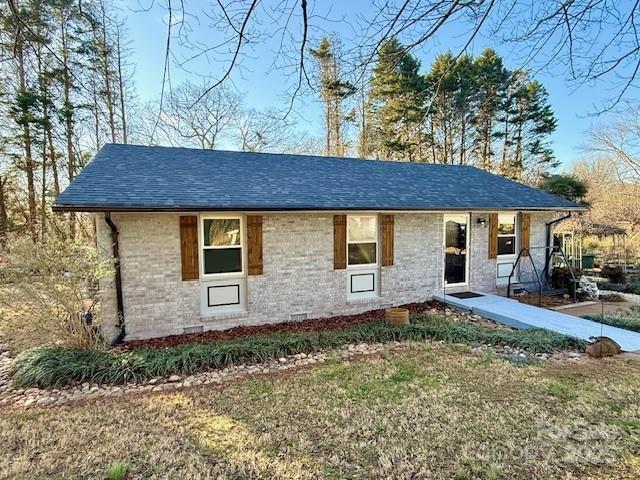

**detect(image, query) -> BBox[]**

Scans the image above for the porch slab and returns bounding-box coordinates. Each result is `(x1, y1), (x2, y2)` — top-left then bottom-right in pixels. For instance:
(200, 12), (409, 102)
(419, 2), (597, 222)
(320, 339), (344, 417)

(434, 293), (640, 352)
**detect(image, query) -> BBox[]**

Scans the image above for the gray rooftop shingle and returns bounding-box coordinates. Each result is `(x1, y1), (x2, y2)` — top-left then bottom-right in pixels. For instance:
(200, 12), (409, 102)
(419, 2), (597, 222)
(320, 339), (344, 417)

(53, 144), (583, 212)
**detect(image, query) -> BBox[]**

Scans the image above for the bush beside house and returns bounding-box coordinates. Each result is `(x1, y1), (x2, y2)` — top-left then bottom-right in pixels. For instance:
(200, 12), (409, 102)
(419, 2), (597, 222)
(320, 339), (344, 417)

(10, 314), (584, 388)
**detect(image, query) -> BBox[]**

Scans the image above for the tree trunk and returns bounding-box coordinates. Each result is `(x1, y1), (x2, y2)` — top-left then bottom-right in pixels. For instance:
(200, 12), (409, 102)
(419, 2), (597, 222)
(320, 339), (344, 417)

(325, 99), (331, 155)
(115, 22), (128, 144)
(430, 120), (437, 162)
(459, 114), (466, 165)
(40, 137), (47, 242)
(46, 127), (60, 197)
(0, 177), (8, 244)
(442, 111), (449, 163)
(501, 108), (510, 170)
(16, 38), (38, 242)
(514, 121), (524, 179)
(61, 21), (77, 239)
(481, 117), (492, 170)
(99, 1), (117, 142)
(91, 74), (101, 151)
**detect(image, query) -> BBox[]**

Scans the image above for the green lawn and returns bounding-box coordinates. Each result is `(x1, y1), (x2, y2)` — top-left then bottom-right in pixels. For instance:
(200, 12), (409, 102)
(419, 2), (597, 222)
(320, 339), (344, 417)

(587, 306), (640, 333)
(1, 345), (639, 479)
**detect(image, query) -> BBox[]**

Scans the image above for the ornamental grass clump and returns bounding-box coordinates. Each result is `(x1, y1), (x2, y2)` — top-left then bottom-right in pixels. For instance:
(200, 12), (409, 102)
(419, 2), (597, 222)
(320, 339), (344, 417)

(10, 315), (585, 388)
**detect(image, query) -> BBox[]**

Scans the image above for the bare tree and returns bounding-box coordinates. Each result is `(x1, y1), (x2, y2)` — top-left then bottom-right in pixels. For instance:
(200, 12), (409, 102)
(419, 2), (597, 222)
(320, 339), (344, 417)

(155, 1), (640, 113)
(588, 107), (640, 182)
(232, 108), (291, 152)
(155, 82), (242, 149)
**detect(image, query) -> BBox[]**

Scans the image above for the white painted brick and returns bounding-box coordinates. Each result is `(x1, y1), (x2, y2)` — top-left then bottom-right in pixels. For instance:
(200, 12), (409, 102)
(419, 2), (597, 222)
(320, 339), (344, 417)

(96, 211), (554, 341)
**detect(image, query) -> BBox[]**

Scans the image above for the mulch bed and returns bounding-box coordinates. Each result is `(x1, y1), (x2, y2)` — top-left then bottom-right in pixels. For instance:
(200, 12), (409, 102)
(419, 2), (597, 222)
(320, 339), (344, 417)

(516, 293), (584, 308)
(122, 301), (443, 350)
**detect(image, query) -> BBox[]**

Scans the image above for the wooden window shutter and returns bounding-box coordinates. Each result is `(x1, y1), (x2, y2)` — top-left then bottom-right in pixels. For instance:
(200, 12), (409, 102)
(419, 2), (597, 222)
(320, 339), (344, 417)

(246, 215), (263, 275)
(488, 213), (498, 259)
(381, 214), (394, 266)
(333, 215), (347, 270)
(520, 213), (531, 256)
(179, 216), (199, 280)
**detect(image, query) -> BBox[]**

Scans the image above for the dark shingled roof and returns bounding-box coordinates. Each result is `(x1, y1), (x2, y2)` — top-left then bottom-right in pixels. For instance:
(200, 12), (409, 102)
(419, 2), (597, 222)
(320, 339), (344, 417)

(53, 143), (584, 212)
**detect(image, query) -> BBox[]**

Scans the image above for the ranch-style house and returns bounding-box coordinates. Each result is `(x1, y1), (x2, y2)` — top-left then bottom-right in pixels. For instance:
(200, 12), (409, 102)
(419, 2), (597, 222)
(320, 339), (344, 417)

(53, 144), (584, 342)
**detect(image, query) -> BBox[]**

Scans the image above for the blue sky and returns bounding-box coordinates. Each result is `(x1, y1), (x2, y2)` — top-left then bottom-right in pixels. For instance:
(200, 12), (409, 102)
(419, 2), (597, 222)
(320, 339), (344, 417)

(122, 1), (621, 170)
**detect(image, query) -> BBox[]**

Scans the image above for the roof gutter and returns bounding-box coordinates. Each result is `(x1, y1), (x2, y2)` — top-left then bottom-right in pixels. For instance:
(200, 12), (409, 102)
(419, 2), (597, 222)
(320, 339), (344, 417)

(104, 212), (126, 345)
(52, 204), (588, 213)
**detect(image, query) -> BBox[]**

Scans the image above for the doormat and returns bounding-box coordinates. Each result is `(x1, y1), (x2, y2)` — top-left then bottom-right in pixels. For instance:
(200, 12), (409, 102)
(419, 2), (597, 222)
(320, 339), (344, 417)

(449, 292), (484, 299)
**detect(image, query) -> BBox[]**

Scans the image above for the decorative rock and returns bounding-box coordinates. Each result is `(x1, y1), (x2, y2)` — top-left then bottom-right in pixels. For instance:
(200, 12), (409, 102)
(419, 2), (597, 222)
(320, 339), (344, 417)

(0, 311), (588, 410)
(586, 337), (621, 358)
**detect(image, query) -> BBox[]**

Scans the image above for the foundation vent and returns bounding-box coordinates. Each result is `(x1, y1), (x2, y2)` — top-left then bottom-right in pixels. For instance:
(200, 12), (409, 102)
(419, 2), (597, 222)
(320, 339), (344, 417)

(290, 313), (308, 322)
(183, 325), (204, 334)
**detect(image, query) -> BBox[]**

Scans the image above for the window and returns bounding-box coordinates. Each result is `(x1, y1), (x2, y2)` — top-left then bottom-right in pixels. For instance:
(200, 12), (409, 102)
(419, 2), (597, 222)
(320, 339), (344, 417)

(202, 217), (243, 275)
(347, 215), (377, 266)
(497, 214), (517, 256)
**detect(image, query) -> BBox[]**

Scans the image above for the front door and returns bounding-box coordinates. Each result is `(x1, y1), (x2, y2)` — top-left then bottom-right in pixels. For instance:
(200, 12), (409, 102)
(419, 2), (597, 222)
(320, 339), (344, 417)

(444, 214), (469, 287)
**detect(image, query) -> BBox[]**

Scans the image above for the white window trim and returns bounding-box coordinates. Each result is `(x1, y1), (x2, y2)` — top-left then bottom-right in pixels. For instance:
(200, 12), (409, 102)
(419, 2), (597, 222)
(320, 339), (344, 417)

(443, 213), (470, 287)
(346, 214), (379, 268)
(497, 213), (518, 257)
(199, 214), (245, 279)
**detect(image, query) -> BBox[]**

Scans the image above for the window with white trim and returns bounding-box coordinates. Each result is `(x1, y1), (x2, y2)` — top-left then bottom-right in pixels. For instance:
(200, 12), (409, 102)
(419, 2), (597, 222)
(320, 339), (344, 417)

(201, 217), (243, 275)
(347, 215), (378, 266)
(497, 214), (517, 256)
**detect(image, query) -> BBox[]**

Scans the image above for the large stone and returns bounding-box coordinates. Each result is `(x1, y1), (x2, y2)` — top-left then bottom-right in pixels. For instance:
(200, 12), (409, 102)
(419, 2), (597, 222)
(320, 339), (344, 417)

(586, 337), (621, 358)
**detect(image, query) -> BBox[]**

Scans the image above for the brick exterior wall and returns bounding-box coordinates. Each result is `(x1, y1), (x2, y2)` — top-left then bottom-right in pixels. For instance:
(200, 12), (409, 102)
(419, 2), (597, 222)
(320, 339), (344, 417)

(468, 213), (498, 293)
(96, 211), (554, 341)
(518, 212), (556, 288)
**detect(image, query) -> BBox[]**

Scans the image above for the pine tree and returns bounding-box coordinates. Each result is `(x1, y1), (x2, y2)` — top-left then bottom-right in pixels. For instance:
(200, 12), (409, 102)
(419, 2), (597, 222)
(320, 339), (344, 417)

(310, 37), (355, 156)
(471, 49), (507, 171)
(514, 79), (558, 181)
(2, 0), (44, 241)
(424, 52), (476, 164)
(367, 37), (426, 160)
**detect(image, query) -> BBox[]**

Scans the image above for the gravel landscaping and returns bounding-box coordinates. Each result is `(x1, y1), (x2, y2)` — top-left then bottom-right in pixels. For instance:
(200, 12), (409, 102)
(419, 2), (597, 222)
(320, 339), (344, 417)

(0, 307), (587, 409)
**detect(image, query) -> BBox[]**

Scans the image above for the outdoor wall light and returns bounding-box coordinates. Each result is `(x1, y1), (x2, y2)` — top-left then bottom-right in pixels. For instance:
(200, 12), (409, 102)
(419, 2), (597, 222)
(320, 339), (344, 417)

(477, 217), (488, 227)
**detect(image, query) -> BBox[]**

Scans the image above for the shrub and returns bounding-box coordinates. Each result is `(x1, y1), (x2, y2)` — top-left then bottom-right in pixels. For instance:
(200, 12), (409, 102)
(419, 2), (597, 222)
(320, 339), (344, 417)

(600, 265), (627, 284)
(10, 315), (584, 388)
(551, 266), (582, 293)
(0, 236), (112, 350)
(538, 174), (588, 202)
(601, 282), (640, 295)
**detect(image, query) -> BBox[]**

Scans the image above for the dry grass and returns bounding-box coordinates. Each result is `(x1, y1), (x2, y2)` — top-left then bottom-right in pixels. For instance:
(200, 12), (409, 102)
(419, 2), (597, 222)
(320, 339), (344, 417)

(1, 345), (639, 479)
(0, 286), (56, 353)
(0, 286), (101, 354)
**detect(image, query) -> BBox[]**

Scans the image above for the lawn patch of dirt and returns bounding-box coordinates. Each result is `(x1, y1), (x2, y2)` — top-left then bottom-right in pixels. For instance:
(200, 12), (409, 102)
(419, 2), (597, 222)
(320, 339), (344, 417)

(516, 293), (585, 308)
(123, 301), (443, 350)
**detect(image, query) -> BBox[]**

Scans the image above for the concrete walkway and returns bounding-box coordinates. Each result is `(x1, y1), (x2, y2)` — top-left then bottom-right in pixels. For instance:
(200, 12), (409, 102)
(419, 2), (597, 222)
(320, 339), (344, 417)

(435, 293), (640, 352)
